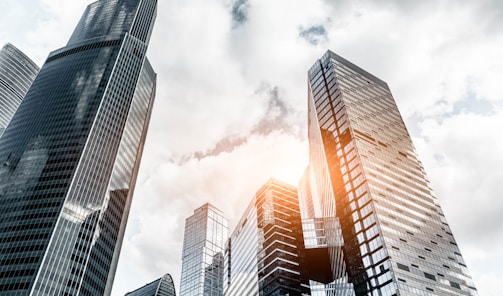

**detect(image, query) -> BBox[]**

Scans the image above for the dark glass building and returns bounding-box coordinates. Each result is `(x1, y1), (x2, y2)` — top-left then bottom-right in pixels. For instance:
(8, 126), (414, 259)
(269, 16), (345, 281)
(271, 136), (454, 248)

(304, 50), (477, 295)
(224, 179), (309, 296)
(0, 43), (39, 137)
(125, 273), (177, 296)
(180, 203), (228, 296)
(0, 0), (157, 295)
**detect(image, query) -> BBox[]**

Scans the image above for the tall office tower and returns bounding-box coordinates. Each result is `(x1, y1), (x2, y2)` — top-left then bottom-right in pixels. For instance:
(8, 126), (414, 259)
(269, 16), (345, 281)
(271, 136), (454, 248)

(125, 273), (177, 296)
(0, 43), (39, 136)
(298, 168), (354, 296)
(180, 203), (229, 296)
(305, 50), (477, 295)
(224, 179), (309, 296)
(0, 0), (157, 295)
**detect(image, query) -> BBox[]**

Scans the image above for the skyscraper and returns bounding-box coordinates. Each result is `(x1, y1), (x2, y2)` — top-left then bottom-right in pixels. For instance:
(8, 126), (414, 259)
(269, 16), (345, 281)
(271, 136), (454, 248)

(0, 43), (39, 137)
(299, 168), (354, 295)
(180, 203), (228, 296)
(125, 273), (177, 296)
(304, 50), (477, 295)
(0, 0), (157, 295)
(224, 179), (309, 296)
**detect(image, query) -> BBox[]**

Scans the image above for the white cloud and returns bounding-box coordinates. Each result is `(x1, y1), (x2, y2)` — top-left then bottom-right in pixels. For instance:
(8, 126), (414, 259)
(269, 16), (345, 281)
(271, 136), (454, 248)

(323, 0), (503, 118)
(0, 0), (87, 65)
(415, 108), (503, 245)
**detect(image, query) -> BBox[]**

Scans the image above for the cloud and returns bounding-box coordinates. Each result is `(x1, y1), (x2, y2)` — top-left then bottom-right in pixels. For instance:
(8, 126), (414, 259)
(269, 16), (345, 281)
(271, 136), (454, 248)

(415, 107), (503, 242)
(299, 25), (328, 45)
(0, 0), (88, 65)
(251, 83), (303, 136)
(192, 136), (248, 161)
(231, 0), (250, 27)
(451, 91), (495, 116)
(173, 83), (304, 164)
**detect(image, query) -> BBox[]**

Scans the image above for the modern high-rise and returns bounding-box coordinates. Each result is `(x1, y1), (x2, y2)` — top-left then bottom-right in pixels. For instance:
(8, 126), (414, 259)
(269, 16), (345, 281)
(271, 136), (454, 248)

(180, 203), (228, 296)
(0, 0), (157, 295)
(224, 179), (309, 296)
(0, 43), (39, 136)
(299, 168), (354, 295)
(125, 273), (177, 296)
(304, 50), (477, 295)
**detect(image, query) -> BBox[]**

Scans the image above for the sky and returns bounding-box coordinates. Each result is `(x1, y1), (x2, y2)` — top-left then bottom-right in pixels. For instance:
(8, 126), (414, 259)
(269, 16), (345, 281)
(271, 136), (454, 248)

(1, 0), (502, 295)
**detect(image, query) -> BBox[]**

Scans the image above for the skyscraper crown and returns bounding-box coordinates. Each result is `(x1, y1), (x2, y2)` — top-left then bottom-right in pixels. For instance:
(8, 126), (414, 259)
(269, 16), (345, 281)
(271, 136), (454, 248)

(68, 0), (157, 46)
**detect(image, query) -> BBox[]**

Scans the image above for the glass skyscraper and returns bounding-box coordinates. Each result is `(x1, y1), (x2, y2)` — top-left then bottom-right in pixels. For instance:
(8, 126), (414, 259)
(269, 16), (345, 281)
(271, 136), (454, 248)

(224, 179), (309, 296)
(0, 43), (39, 137)
(304, 50), (477, 295)
(180, 203), (228, 296)
(125, 273), (177, 296)
(0, 0), (157, 295)
(299, 167), (354, 296)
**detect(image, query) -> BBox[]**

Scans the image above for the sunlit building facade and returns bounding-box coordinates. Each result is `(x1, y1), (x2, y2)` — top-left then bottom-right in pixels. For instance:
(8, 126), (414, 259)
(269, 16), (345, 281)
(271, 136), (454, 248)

(298, 168), (354, 296)
(305, 50), (478, 295)
(125, 273), (177, 296)
(180, 203), (228, 296)
(0, 0), (157, 295)
(0, 43), (39, 137)
(224, 179), (309, 296)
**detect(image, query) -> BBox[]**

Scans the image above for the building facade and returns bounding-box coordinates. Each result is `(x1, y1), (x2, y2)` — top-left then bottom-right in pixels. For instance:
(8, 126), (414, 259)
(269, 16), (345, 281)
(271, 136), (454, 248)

(224, 179), (309, 296)
(0, 0), (157, 295)
(304, 50), (477, 295)
(0, 43), (39, 136)
(125, 273), (177, 296)
(223, 199), (259, 296)
(180, 203), (228, 296)
(299, 168), (354, 296)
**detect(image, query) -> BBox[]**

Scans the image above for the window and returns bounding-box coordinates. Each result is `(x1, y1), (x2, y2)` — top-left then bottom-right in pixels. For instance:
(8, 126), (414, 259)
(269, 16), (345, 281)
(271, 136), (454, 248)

(450, 281), (461, 289)
(424, 272), (436, 281)
(396, 263), (409, 272)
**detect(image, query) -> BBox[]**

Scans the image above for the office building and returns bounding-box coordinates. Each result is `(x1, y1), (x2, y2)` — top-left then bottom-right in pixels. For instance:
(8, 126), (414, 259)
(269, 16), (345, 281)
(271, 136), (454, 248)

(125, 273), (177, 296)
(298, 168), (354, 295)
(0, 0), (157, 295)
(180, 203), (228, 296)
(224, 179), (309, 296)
(0, 43), (39, 136)
(304, 50), (477, 295)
